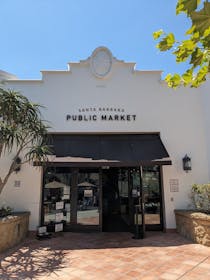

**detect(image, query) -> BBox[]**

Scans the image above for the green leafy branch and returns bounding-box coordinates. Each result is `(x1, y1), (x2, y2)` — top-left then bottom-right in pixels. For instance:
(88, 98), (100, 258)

(153, 0), (210, 88)
(0, 88), (52, 195)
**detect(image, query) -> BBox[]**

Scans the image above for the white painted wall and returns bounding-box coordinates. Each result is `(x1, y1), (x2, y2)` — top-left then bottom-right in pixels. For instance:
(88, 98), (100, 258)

(200, 77), (210, 176)
(1, 47), (209, 230)
(0, 153), (42, 230)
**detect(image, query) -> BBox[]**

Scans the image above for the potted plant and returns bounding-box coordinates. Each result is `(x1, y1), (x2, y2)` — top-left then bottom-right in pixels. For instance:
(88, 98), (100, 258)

(0, 206), (12, 218)
(0, 88), (50, 252)
(175, 184), (210, 247)
(190, 184), (210, 214)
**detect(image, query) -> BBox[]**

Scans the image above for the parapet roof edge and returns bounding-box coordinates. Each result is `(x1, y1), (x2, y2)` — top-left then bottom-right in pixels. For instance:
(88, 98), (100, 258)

(6, 68), (163, 83)
(67, 60), (135, 66)
(40, 70), (70, 73)
(5, 79), (43, 83)
(134, 70), (163, 73)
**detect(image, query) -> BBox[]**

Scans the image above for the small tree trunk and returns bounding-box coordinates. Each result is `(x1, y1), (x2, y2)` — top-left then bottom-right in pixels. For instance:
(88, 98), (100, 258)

(0, 144), (3, 158)
(0, 178), (4, 196)
(0, 160), (16, 196)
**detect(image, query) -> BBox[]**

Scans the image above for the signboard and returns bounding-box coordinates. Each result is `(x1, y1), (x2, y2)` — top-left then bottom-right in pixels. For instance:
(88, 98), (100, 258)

(38, 226), (47, 234)
(84, 189), (93, 197)
(55, 212), (64, 222)
(65, 203), (70, 211)
(14, 180), (21, 188)
(169, 179), (179, 192)
(132, 189), (138, 197)
(55, 223), (63, 232)
(56, 201), (64, 210)
(66, 107), (136, 122)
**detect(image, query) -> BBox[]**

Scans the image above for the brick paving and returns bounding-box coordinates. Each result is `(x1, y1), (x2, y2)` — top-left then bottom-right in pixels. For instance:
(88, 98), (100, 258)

(0, 232), (210, 280)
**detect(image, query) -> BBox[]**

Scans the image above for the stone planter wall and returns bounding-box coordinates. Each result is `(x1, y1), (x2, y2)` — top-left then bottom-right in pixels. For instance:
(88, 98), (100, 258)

(175, 210), (210, 246)
(0, 212), (30, 253)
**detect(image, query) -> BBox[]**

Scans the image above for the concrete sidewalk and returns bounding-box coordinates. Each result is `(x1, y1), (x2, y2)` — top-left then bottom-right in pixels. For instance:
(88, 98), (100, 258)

(0, 232), (210, 280)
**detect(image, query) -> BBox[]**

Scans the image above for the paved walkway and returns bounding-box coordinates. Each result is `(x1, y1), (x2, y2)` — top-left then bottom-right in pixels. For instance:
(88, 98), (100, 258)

(0, 232), (210, 280)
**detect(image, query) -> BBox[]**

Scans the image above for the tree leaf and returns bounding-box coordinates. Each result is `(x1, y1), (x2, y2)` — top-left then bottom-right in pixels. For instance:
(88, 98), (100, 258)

(157, 33), (175, 51)
(171, 73), (182, 87)
(173, 39), (196, 62)
(203, 26), (210, 37)
(182, 69), (193, 85)
(190, 47), (204, 67)
(192, 65), (208, 87)
(186, 25), (196, 35)
(165, 73), (181, 88)
(191, 2), (210, 35)
(153, 29), (164, 40)
(197, 65), (208, 80)
(202, 35), (210, 48)
(176, 0), (200, 15)
(153, 0), (209, 88)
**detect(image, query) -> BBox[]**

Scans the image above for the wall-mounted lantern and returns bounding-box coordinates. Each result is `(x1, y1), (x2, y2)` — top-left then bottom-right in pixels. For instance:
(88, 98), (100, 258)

(14, 157), (22, 172)
(182, 154), (191, 172)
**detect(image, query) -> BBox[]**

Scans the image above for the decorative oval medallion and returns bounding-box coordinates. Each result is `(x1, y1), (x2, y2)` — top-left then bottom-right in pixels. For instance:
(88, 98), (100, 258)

(91, 47), (112, 78)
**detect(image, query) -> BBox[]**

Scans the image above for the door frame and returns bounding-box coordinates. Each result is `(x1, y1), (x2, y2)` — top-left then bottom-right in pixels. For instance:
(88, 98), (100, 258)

(69, 167), (102, 232)
(41, 165), (164, 232)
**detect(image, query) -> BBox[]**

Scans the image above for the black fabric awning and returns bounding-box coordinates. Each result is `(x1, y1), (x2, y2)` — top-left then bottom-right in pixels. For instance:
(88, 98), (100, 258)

(47, 133), (171, 167)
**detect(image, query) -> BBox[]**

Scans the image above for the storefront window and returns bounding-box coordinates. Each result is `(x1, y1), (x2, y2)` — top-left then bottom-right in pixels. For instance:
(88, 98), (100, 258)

(142, 166), (161, 225)
(77, 169), (100, 225)
(42, 166), (162, 231)
(43, 167), (71, 227)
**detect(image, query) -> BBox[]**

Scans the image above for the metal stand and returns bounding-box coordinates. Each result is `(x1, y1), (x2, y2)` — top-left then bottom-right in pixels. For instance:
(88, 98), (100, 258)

(132, 204), (143, 239)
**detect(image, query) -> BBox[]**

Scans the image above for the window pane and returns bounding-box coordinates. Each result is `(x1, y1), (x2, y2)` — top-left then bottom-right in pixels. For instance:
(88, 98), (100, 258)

(43, 167), (71, 226)
(77, 170), (100, 225)
(142, 166), (161, 225)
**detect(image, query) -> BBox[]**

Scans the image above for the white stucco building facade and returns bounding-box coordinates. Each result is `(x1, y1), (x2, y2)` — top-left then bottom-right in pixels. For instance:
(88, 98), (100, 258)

(0, 47), (210, 233)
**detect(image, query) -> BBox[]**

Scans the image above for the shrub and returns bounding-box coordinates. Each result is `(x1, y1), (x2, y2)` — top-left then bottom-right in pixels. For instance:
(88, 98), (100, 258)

(191, 184), (210, 214)
(0, 206), (12, 218)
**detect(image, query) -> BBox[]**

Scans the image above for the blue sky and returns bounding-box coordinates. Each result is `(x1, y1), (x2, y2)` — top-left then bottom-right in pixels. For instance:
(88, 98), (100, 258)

(1, 0), (190, 79)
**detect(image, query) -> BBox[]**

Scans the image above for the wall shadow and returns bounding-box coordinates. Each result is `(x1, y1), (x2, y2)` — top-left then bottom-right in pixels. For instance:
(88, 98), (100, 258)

(0, 231), (194, 279)
(0, 239), (67, 280)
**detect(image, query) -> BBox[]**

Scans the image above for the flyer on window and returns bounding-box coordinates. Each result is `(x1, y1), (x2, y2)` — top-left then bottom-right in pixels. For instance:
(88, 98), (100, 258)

(56, 201), (64, 210)
(55, 223), (63, 232)
(55, 212), (64, 222)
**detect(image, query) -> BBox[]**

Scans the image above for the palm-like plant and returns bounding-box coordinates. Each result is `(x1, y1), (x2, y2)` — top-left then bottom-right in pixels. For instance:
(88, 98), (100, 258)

(0, 87), (51, 195)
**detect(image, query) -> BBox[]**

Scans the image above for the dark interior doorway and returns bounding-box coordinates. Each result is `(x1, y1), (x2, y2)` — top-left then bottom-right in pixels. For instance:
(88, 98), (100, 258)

(102, 168), (131, 232)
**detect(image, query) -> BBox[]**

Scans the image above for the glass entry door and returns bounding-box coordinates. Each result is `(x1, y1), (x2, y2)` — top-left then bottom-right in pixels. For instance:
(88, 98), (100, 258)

(129, 168), (145, 235)
(101, 166), (163, 232)
(142, 166), (162, 230)
(102, 168), (131, 231)
(76, 169), (100, 227)
(102, 168), (144, 232)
